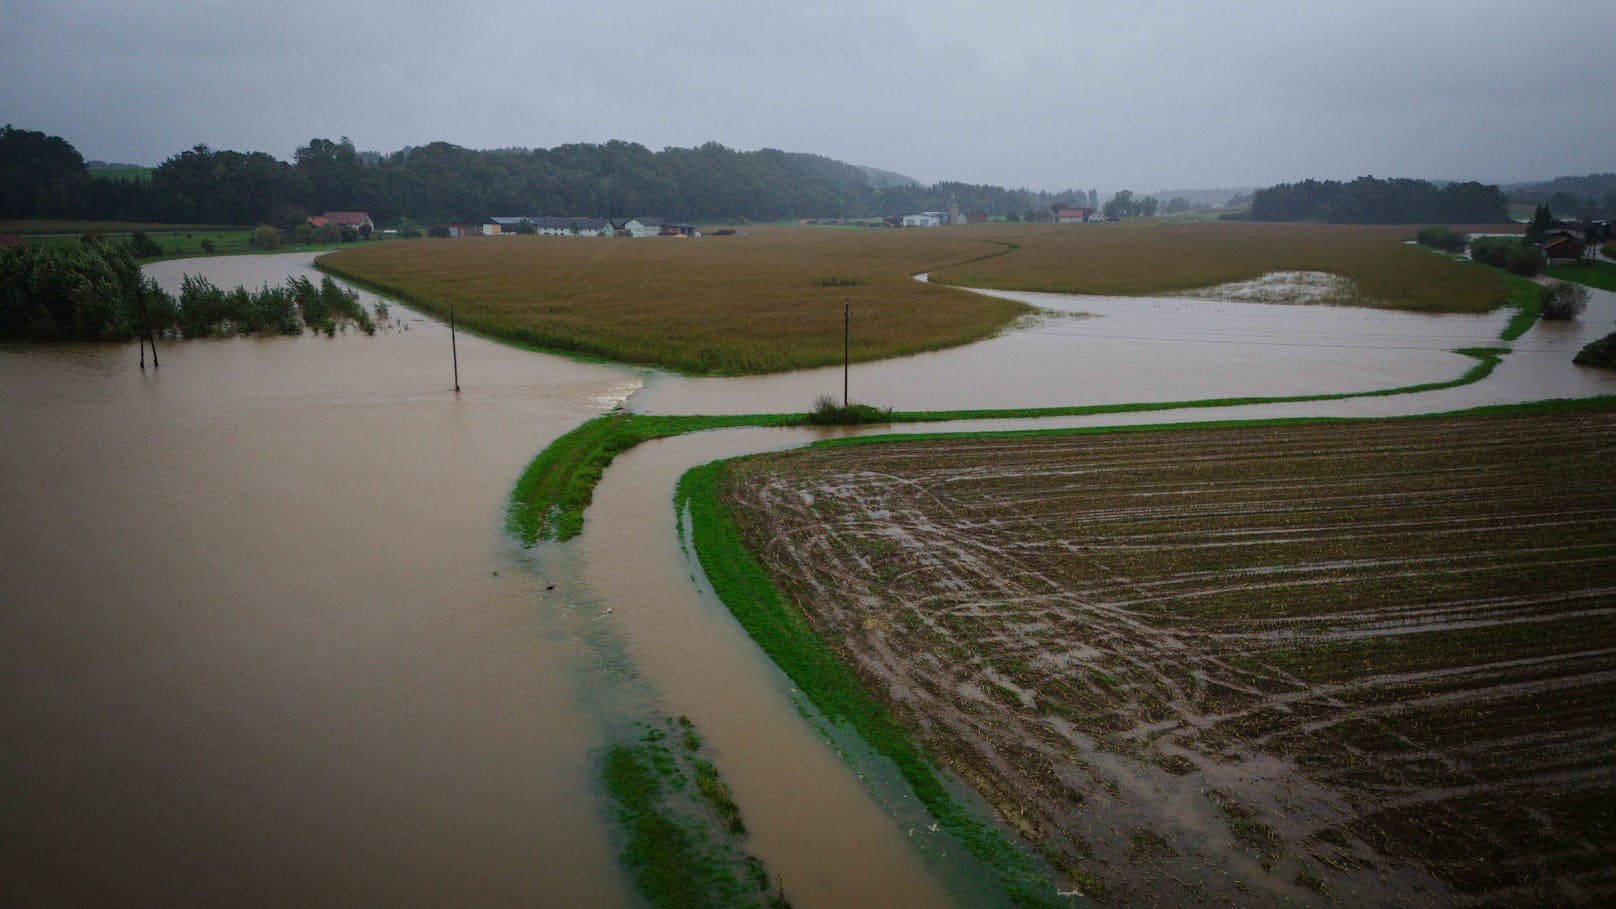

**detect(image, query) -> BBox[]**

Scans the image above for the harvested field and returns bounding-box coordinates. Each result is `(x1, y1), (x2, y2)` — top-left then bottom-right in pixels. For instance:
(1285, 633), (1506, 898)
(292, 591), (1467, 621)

(717, 411), (1616, 906)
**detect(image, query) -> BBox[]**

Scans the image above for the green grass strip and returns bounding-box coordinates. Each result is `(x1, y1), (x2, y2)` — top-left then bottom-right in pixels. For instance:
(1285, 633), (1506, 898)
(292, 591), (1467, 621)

(1499, 272), (1542, 341)
(508, 347), (1511, 545)
(676, 463), (1063, 909)
(804, 394), (1616, 450)
(1545, 259), (1616, 293)
(507, 411), (806, 544)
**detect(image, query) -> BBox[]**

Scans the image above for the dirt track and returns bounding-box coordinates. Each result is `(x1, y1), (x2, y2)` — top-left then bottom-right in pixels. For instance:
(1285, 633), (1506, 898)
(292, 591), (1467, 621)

(720, 412), (1616, 906)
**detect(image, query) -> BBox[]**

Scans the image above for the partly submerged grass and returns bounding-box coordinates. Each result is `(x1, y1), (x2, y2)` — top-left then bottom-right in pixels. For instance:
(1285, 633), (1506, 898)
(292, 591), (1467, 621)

(602, 717), (788, 909)
(676, 462), (1063, 908)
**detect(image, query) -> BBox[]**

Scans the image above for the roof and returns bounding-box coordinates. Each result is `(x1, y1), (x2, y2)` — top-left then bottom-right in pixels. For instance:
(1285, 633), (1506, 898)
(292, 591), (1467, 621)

(1055, 208), (1091, 217)
(322, 211), (371, 226)
(1541, 235), (1585, 252)
(306, 216), (331, 228)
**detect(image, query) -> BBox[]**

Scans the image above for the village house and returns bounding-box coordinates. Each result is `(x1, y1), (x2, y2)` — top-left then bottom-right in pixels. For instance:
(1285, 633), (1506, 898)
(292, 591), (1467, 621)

(1540, 234), (1587, 266)
(1054, 207), (1095, 223)
(311, 211), (374, 233)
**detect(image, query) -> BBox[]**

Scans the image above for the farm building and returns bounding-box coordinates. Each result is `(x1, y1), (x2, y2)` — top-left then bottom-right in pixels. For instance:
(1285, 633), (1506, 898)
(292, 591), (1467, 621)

(902, 212), (946, 228)
(1054, 207), (1095, 223)
(1540, 235), (1586, 265)
(316, 211), (374, 233)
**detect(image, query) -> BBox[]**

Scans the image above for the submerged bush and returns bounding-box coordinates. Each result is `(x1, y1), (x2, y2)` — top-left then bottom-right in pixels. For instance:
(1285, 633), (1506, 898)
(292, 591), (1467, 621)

(0, 242), (172, 341)
(1573, 331), (1616, 369)
(1540, 282), (1590, 320)
(808, 394), (893, 425)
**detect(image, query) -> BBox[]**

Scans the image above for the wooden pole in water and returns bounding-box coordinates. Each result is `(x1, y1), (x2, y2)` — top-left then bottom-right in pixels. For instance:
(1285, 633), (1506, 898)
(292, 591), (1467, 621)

(843, 297), (850, 408)
(148, 330), (159, 368)
(449, 303), (460, 393)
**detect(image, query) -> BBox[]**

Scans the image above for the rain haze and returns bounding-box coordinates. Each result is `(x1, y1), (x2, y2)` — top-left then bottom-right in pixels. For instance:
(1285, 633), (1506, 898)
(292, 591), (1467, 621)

(3, 0), (1612, 190)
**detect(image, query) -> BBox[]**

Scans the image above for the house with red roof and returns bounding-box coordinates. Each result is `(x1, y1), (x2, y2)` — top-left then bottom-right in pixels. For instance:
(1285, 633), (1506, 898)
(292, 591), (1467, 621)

(310, 211), (374, 234)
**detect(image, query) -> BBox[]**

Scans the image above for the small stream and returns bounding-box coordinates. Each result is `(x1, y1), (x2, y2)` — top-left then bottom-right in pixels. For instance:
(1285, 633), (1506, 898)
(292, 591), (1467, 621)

(3, 252), (1611, 906)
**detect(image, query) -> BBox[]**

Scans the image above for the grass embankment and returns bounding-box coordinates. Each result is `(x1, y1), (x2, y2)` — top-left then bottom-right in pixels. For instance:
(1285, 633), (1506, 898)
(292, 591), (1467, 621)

(318, 227), (1031, 375)
(604, 715), (788, 909)
(1546, 259), (1616, 292)
(703, 397), (1616, 904)
(507, 411), (807, 543)
(676, 464), (1064, 909)
(507, 346), (1513, 546)
(928, 221), (1515, 314)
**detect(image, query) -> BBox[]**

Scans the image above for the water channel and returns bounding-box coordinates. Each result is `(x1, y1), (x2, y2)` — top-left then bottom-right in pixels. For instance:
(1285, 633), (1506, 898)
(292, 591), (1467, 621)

(3, 252), (1611, 906)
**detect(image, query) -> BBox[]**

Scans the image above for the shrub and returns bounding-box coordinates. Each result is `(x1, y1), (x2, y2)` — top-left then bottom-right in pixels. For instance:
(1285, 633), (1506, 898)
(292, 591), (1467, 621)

(1573, 331), (1616, 369)
(249, 224), (283, 250)
(199, 238), (216, 253)
(427, 225), (450, 238)
(1505, 242), (1544, 276)
(1540, 282), (1590, 320)
(127, 230), (164, 259)
(807, 394), (892, 425)
(1471, 237), (1543, 276)
(1416, 225), (1466, 253)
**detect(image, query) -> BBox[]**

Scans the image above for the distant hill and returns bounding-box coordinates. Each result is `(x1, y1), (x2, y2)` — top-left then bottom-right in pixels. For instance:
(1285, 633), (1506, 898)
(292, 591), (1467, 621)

(1503, 174), (1616, 218)
(856, 165), (920, 189)
(5, 125), (1087, 225)
(1146, 186), (1260, 207)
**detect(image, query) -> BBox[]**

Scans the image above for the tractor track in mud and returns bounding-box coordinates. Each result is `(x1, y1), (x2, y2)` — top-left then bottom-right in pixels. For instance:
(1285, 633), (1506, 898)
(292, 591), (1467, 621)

(718, 411), (1616, 907)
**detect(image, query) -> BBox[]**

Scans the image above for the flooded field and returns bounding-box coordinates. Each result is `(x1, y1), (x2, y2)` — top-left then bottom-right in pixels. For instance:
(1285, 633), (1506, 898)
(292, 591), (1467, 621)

(1, 254), (639, 906)
(630, 284), (1510, 415)
(4, 248), (1614, 907)
(715, 411), (1616, 906)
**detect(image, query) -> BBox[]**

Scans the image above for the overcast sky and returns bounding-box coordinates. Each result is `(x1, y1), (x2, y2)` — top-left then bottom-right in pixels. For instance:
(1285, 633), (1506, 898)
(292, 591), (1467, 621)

(3, 1), (1611, 192)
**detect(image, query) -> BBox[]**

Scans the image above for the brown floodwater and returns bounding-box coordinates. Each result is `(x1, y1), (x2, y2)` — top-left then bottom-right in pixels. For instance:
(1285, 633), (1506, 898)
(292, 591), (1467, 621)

(6, 251), (1611, 907)
(2, 254), (640, 906)
(630, 284), (1517, 415)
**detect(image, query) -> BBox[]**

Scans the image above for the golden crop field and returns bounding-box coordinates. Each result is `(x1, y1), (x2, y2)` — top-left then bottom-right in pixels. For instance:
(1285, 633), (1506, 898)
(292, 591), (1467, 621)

(318, 228), (1030, 375)
(320, 221), (1516, 375)
(929, 220), (1514, 313)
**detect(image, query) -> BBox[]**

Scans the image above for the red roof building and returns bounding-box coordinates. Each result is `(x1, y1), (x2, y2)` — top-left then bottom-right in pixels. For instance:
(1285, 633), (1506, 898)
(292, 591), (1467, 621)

(312, 211), (374, 232)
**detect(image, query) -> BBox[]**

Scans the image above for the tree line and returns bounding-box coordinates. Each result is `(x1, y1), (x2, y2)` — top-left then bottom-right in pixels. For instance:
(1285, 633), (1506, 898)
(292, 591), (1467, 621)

(1250, 176), (1508, 224)
(0, 239), (376, 343)
(2, 125), (1087, 227)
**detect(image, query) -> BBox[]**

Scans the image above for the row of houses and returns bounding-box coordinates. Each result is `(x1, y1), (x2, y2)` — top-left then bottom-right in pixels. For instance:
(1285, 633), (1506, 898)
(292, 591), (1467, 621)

(482, 217), (696, 238)
(897, 205), (1104, 228)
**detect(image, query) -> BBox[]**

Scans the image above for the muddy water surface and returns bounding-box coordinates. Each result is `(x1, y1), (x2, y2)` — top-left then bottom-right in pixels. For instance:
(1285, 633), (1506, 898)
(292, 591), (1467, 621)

(632, 285), (1511, 414)
(2, 254), (638, 906)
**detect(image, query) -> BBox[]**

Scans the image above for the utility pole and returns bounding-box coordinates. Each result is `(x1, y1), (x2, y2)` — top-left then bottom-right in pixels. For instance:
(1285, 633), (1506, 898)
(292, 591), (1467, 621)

(842, 297), (850, 407)
(449, 303), (461, 393)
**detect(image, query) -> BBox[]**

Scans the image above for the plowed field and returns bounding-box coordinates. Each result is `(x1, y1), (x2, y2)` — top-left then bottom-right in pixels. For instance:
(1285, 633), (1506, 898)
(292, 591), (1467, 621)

(719, 412), (1616, 906)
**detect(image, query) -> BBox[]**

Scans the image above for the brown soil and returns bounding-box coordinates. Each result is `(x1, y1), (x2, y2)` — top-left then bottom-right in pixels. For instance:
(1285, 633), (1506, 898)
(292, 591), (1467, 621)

(719, 413), (1616, 907)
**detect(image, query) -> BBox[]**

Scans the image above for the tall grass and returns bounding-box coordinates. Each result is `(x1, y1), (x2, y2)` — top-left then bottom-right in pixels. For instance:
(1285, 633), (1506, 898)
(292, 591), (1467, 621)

(929, 221), (1514, 314)
(319, 228), (1031, 375)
